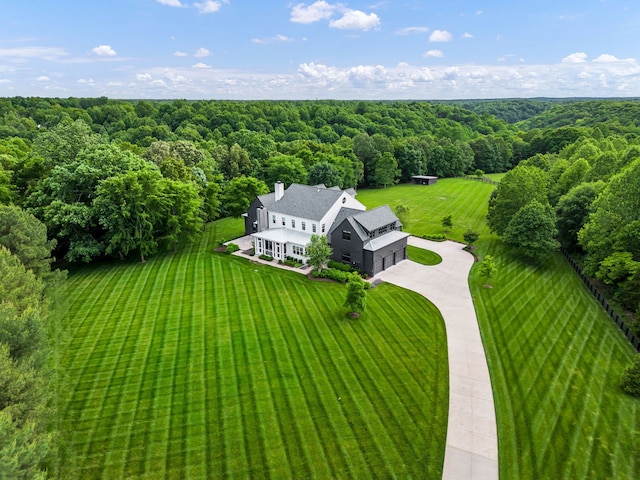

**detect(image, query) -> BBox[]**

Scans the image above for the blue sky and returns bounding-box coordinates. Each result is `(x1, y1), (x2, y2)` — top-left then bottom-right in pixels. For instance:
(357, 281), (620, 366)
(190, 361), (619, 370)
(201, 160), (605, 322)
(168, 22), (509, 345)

(1, 0), (639, 99)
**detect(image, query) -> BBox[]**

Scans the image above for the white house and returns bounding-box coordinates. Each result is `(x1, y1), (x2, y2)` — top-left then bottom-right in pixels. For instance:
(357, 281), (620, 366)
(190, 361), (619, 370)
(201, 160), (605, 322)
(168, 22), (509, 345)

(244, 182), (366, 262)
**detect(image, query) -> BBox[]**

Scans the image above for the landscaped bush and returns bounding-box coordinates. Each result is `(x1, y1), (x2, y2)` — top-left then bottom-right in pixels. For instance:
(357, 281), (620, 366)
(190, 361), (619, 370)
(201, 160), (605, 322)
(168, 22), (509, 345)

(311, 269), (320, 278)
(327, 260), (353, 272)
(319, 268), (350, 283)
(259, 254), (273, 261)
(225, 243), (240, 254)
(620, 354), (640, 397)
(421, 234), (447, 241)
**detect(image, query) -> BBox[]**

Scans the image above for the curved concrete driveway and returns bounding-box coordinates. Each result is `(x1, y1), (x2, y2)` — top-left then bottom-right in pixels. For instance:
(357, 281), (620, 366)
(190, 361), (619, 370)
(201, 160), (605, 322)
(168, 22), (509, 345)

(376, 237), (498, 480)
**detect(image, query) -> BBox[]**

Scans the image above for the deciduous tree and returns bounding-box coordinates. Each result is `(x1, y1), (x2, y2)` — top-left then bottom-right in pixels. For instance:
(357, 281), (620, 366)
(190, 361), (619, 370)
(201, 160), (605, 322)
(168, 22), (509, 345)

(344, 273), (366, 316)
(306, 234), (332, 271)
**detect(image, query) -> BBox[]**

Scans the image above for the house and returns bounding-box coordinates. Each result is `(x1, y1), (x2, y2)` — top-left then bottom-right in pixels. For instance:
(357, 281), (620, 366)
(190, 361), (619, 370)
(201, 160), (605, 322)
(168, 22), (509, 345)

(244, 182), (409, 276)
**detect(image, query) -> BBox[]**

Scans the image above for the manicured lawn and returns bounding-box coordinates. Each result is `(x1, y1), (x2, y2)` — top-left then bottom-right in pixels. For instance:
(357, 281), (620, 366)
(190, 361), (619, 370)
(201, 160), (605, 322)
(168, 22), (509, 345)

(57, 221), (448, 479)
(407, 245), (442, 266)
(470, 239), (640, 479)
(355, 179), (495, 242)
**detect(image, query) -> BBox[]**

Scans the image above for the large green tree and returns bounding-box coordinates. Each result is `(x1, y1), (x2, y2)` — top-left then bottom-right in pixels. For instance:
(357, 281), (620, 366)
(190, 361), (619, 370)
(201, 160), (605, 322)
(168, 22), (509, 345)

(372, 152), (400, 188)
(487, 165), (549, 236)
(222, 176), (269, 218)
(503, 199), (559, 259)
(344, 273), (367, 316)
(306, 234), (333, 271)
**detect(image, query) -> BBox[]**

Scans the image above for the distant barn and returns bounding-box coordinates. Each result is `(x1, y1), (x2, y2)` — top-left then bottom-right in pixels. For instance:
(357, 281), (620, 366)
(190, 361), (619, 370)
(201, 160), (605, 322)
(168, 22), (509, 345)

(412, 175), (438, 185)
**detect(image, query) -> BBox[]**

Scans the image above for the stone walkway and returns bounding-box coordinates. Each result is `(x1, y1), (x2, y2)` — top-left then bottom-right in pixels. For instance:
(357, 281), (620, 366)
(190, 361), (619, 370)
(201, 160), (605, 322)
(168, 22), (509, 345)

(376, 237), (498, 480)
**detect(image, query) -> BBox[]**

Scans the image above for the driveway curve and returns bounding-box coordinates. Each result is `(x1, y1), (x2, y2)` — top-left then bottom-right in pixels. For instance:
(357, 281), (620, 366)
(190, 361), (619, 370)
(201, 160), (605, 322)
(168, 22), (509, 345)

(376, 237), (498, 480)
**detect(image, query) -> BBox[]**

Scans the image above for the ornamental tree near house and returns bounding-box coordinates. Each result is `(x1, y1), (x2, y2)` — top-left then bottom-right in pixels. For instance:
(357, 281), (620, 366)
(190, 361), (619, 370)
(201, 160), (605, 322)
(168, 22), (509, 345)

(478, 254), (497, 286)
(306, 234), (332, 271)
(344, 273), (366, 317)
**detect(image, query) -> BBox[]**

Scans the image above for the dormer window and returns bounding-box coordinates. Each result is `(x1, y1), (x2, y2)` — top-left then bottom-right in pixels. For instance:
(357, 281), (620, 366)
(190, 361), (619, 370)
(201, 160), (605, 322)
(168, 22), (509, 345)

(342, 230), (351, 241)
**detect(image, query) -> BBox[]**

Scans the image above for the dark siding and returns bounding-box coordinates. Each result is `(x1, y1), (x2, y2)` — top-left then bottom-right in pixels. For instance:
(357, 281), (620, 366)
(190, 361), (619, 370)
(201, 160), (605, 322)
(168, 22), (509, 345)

(329, 218), (364, 271)
(368, 237), (408, 276)
(244, 198), (264, 235)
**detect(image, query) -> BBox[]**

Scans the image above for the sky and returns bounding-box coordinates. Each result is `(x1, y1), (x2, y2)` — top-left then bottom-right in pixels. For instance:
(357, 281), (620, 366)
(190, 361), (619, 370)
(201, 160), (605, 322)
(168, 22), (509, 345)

(1, 0), (639, 100)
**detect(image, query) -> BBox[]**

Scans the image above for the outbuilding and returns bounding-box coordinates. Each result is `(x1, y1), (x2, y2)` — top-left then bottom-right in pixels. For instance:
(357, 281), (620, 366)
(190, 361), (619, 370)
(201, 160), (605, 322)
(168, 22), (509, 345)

(412, 175), (438, 185)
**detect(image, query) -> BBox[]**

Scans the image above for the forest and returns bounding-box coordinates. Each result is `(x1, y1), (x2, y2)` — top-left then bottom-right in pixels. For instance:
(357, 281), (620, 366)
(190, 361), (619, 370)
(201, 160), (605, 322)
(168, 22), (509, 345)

(1, 97), (640, 476)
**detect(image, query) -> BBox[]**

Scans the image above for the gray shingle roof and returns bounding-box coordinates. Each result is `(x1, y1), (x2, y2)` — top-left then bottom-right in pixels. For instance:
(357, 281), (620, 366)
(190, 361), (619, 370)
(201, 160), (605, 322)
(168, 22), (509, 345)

(257, 192), (276, 208)
(351, 205), (399, 232)
(270, 183), (344, 221)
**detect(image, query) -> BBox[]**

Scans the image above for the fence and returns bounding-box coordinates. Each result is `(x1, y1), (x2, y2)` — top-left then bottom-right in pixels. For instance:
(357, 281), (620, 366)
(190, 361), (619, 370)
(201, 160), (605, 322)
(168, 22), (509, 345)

(463, 175), (499, 185)
(561, 248), (640, 352)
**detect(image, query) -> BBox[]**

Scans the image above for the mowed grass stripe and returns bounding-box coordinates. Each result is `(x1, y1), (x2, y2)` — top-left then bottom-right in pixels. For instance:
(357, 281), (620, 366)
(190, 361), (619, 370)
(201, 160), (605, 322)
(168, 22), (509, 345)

(248, 273), (326, 478)
(472, 238), (639, 479)
(59, 217), (447, 478)
(294, 287), (409, 477)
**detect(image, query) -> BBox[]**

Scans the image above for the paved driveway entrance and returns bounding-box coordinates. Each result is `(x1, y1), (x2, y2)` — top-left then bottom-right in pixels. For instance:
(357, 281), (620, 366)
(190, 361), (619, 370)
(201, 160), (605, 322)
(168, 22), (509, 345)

(376, 237), (498, 480)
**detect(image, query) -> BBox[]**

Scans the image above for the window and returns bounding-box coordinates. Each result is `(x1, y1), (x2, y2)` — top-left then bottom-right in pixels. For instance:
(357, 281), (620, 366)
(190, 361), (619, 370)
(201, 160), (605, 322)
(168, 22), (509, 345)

(302, 221), (306, 231)
(321, 224), (326, 233)
(291, 219), (296, 228)
(342, 250), (351, 262)
(292, 245), (305, 256)
(342, 230), (351, 241)
(282, 216), (285, 226)
(312, 224), (317, 233)
(379, 225), (388, 235)
(272, 215), (276, 224)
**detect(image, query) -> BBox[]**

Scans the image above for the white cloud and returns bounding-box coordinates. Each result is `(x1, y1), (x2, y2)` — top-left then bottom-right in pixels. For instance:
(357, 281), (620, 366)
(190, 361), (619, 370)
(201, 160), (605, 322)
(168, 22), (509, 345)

(92, 45), (117, 57)
(136, 73), (153, 81)
(36, 76), (50, 81)
(562, 52), (587, 63)
(192, 62), (212, 69)
(194, 1), (226, 14)
(252, 35), (293, 45)
(194, 47), (210, 58)
(107, 81), (124, 87)
(395, 27), (429, 35)
(0, 47), (69, 61)
(77, 78), (95, 85)
(593, 54), (635, 63)
(291, 1), (336, 24)
(156, 0), (184, 7)
(0, 79), (11, 84)
(329, 10), (380, 31)
(174, 51), (189, 57)
(429, 30), (452, 42)
(424, 50), (444, 58)
(461, 32), (473, 39)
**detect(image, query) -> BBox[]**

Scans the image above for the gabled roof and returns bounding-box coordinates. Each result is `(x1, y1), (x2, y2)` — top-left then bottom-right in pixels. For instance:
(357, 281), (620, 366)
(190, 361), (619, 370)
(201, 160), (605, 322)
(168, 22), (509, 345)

(256, 192), (276, 208)
(363, 230), (410, 251)
(270, 183), (345, 221)
(351, 205), (399, 233)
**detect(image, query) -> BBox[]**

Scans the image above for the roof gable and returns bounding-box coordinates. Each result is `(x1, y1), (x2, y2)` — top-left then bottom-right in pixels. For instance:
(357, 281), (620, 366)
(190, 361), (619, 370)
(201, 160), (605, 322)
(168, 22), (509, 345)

(270, 183), (345, 221)
(351, 205), (399, 232)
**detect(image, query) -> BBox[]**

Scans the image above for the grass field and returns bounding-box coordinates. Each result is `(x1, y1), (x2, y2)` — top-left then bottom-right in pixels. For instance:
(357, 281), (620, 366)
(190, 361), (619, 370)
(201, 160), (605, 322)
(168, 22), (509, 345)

(56, 177), (640, 479)
(407, 245), (442, 266)
(57, 222), (449, 479)
(355, 179), (495, 241)
(470, 240), (640, 479)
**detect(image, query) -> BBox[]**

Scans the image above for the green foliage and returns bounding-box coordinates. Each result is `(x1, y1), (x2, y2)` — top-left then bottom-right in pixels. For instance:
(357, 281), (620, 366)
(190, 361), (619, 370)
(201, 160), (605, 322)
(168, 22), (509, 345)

(225, 243), (240, 254)
(319, 268), (350, 283)
(463, 229), (479, 246)
(555, 182), (600, 252)
(306, 161), (343, 188)
(259, 254), (273, 261)
(372, 152), (400, 188)
(394, 203), (410, 229)
(344, 273), (367, 314)
(0, 205), (56, 279)
(620, 355), (640, 397)
(596, 252), (639, 286)
(222, 175), (268, 218)
(478, 254), (497, 283)
(441, 214), (453, 231)
(503, 200), (559, 259)
(327, 259), (353, 272)
(306, 233), (332, 271)
(487, 165), (549, 236)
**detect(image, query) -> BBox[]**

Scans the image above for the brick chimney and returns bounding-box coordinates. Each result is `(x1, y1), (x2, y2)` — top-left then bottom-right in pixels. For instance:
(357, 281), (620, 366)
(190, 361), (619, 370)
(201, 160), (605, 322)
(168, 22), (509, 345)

(274, 181), (284, 201)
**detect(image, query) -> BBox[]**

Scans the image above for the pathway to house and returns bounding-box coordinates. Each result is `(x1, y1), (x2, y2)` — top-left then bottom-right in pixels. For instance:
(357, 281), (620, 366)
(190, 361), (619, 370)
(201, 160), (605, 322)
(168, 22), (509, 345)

(376, 236), (498, 480)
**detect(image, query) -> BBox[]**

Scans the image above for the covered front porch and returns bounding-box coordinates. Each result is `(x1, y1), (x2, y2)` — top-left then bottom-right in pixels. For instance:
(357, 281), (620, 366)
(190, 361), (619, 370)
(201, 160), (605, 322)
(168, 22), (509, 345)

(251, 228), (312, 262)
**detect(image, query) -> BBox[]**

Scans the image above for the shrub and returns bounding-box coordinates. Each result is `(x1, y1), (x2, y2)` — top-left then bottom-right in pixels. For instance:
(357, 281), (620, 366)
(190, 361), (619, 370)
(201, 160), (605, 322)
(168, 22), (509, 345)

(620, 354), (640, 397)
(327, 260), (353, 272)
(225, 243), (240, 254)
(363, 281), (371, 290)
(259, 254), (273, 261)
(421, 234), (446, 241)
(311, 269), (320, 278)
